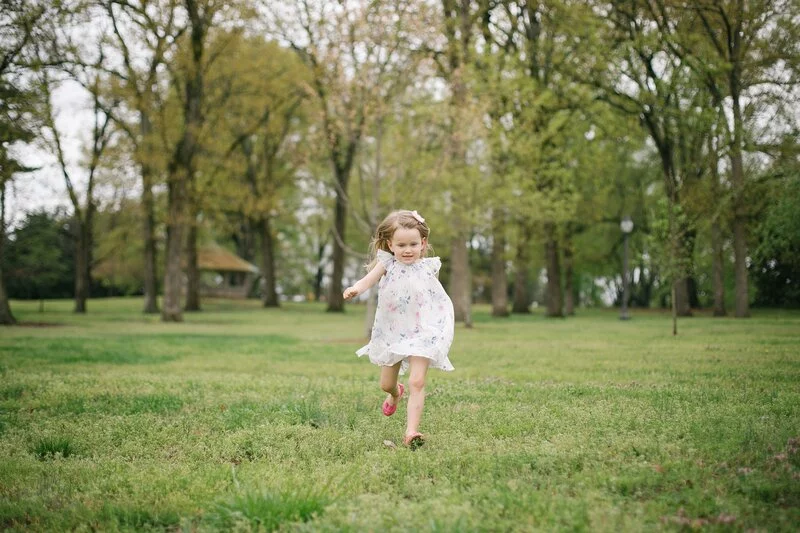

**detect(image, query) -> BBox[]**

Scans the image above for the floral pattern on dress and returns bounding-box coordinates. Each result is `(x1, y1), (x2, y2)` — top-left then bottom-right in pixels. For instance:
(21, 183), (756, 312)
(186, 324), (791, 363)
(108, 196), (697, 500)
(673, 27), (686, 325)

(356, 249), (455, 373)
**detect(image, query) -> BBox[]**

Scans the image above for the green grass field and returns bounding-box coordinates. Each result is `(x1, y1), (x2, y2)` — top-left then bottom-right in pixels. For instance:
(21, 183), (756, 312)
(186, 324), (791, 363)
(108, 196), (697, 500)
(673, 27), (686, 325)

(1, 298), (798, 531)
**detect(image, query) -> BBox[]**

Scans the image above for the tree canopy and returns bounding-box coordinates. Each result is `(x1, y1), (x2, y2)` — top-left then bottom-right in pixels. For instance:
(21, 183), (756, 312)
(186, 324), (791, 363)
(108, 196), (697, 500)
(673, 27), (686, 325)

(2, 0), (799, 322)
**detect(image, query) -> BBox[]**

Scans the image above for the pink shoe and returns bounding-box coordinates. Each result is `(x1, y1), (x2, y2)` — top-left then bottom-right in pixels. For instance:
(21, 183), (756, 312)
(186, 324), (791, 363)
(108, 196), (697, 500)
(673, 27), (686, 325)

(382, 383), (405, 416)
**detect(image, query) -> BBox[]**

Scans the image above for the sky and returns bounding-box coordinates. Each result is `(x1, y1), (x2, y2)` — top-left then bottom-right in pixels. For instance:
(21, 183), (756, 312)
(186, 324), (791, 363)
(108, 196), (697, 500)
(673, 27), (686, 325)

(7, 79), (96, 227)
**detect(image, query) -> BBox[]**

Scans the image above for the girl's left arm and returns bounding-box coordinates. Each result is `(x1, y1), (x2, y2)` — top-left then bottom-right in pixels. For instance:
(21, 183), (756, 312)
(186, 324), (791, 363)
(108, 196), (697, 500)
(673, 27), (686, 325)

(343, 263), (386, 300)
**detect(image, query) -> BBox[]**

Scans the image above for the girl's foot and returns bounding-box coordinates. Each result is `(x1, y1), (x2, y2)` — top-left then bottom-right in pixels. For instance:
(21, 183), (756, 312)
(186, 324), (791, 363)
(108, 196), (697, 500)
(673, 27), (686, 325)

(382, 383), (405, 416)
(403, 432), (425, 450)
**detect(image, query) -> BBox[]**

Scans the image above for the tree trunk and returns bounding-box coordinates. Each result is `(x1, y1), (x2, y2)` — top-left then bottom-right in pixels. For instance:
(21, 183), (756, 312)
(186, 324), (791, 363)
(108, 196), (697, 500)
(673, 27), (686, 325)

(236, 217), (257, 265)
(563, 237), (575, 316)
(141, 170), (159, 313)
(314, 241), (325, 302)
(512, 267), (529, 313)
(73, 218), (89, 313)
(0, 263), (13, 325)
(239, 140), (260, 266)
(449, 229), (472, 327)
(544, 222), (563, 318)
(490, 214), (509, 317)
(73, 206), (96, 317)
(671, 279), (678, 336)
(140, 113), (159, 314)
(512, 224), (531, 314)
(327, 169), (348, 312)
(162, 176), (186, 322)
(184, 221), (200, 311)
(711, 220), (726, 316)
(162, 0), (204, 322)
(688, 276), (700, 309)
(440, 2), (473, 326)
(0, 181), (15, 325)
(732, 216), (749, 317)
(675, 223), (693, 317)
(708, 133), (726, 317)
(729, 34), (750, 318)
(674, 277), (692, 316)
(260, 216), (279, 307)
(633, 256), (654, 308)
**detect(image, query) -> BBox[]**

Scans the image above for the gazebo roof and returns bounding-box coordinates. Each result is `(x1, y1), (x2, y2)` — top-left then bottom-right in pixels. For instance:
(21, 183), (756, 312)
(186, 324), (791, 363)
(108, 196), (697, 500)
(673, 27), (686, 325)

(198, 246), (259, 274)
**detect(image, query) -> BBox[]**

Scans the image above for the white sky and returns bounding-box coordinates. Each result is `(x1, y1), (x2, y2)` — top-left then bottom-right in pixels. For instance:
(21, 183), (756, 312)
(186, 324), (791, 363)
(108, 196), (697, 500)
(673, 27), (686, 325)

(7, 79), (95, 227)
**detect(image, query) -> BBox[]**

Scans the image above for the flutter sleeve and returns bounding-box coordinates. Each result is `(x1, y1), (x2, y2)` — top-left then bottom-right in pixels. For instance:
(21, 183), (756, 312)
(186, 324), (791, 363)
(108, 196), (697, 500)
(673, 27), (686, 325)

(425, 257), (442, 276)
(376, 249), (395, 269)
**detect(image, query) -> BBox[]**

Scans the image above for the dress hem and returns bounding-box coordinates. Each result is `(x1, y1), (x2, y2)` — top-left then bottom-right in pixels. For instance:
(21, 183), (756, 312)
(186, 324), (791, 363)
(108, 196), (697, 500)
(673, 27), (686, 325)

(356, 349), (454, 372)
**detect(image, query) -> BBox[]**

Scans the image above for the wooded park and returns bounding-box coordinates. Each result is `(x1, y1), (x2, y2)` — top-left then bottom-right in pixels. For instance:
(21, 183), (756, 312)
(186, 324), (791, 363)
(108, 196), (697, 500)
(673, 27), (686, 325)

(2, 2), (800, 531)
(2, 0), (799, 325)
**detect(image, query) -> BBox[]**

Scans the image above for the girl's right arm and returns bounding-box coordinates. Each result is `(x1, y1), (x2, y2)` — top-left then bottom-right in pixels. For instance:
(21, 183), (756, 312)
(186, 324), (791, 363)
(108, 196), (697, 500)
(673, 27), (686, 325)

(343, 263), (386, 300)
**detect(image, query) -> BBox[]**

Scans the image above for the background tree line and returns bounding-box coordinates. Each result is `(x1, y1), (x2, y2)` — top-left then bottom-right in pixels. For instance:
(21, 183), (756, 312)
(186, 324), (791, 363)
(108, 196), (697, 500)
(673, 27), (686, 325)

(1, 0), (798, 326)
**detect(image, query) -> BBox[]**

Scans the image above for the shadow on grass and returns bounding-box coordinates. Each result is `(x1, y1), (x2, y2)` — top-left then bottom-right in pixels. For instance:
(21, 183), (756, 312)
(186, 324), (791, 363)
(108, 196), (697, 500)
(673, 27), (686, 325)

(54, 393), (184, 416)
(2, 338), (178, 365)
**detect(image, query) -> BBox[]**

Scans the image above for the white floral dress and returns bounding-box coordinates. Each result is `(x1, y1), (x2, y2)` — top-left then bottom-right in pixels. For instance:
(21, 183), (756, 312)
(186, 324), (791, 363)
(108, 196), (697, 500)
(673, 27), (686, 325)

(357, 250), (455, 373)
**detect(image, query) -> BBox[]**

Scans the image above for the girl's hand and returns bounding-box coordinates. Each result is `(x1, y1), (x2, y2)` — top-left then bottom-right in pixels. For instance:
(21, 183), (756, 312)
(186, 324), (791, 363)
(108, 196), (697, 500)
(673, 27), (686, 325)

(343, 286), (360, 300)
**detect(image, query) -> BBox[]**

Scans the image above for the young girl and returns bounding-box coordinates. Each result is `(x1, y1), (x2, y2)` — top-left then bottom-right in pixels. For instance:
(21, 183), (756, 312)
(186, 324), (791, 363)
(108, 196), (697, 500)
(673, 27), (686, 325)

(343, 209), (454, 449)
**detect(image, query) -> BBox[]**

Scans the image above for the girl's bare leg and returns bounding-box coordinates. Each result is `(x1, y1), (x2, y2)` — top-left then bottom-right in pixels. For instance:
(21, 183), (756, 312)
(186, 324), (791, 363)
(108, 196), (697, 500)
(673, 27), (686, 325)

(405, 356), (430, 437)
(379, 362), (402, 406)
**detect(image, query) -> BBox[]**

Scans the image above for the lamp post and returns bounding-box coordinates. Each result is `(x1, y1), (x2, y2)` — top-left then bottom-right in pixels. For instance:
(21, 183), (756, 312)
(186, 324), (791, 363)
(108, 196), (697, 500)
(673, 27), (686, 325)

(620, 217), (634, 320)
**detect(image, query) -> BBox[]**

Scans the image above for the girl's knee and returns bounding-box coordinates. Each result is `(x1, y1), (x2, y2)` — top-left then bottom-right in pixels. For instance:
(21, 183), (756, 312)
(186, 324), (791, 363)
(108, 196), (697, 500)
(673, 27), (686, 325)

(380, 379), (397, 394)
(408, 374), (426, 392)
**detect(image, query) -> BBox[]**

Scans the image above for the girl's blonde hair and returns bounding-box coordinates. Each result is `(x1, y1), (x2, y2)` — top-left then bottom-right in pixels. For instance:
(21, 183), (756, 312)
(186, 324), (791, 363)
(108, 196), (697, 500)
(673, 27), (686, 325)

(366, 210), (432, 270)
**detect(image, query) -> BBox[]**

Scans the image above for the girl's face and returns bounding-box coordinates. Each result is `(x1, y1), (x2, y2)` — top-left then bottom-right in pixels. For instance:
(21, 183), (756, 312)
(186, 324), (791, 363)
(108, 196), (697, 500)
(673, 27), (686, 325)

(388, 227), (426, 265)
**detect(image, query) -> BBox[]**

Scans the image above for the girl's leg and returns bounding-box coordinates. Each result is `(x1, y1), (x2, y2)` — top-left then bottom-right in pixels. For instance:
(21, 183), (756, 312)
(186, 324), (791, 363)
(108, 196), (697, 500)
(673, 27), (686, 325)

(405, 356), (430, 438)
(379, 362), (402, 406)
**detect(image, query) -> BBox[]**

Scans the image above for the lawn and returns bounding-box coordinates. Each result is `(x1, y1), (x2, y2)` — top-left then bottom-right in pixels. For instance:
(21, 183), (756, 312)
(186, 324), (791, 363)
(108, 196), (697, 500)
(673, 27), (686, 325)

(1, 298), (798, 531)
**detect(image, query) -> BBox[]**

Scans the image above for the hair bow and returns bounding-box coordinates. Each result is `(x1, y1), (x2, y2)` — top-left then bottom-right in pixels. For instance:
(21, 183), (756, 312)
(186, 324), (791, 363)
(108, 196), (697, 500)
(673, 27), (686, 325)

(411, 210), (425, 224)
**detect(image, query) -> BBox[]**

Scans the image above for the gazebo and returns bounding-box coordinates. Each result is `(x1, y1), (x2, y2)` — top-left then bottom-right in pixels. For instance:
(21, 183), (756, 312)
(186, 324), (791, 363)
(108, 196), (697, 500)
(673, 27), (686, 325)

(196, 245), (260, 299)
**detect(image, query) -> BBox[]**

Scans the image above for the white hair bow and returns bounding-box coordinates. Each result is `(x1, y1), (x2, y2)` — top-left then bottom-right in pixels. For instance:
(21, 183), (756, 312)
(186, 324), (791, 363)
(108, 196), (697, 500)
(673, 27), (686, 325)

(411, 210), (425, 224)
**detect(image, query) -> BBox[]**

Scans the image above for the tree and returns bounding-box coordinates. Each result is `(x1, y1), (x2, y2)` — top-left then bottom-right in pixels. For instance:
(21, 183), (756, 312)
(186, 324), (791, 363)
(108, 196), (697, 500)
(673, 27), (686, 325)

(643, 0), (800, 317)
(0, 80), (37, 324)
(431, 0), (485, 327)
(270, 0), (423, 312)
(209, 33), (310, 308)
(4, 211), (71, 309)
(39, 65), (115, 313)
(582, 1), (723, 323)
(475, 10), (512, 318)
(752, 172), (800, 307)
(0, 163), (20, 323)
(91, 197), (150, 297)
(99, 0), (187, 314)
(0, 0), (66, 324)
(478, 1), (595, 318)
(160, 0), (235, 321)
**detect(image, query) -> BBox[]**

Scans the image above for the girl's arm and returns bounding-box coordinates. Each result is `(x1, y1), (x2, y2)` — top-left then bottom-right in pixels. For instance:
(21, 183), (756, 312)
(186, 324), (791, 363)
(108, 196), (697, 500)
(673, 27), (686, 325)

(343, 263), (386, 300)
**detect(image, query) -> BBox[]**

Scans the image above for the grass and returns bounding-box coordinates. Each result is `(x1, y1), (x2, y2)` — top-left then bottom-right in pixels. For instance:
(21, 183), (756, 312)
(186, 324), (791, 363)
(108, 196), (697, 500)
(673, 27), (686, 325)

(0, 297), (799, 531)
(30, 436), (76, 460)
(207, 484), (332, 531)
